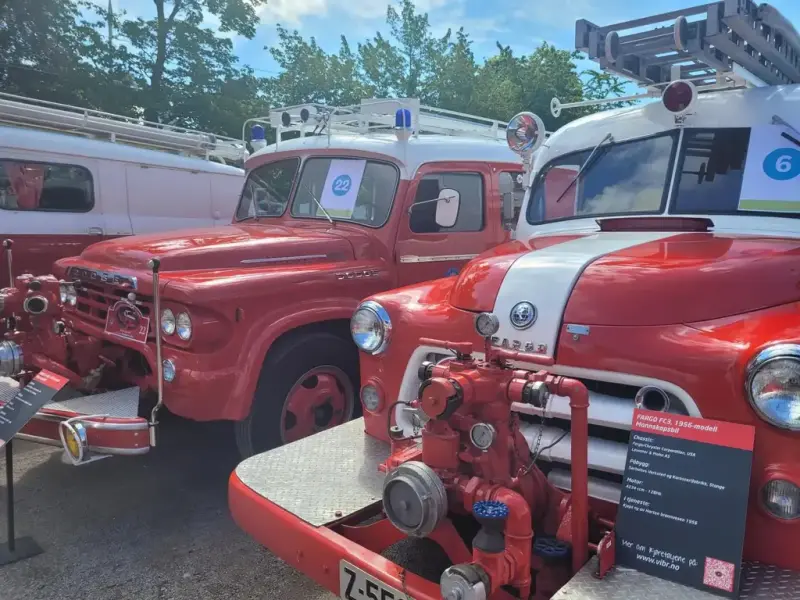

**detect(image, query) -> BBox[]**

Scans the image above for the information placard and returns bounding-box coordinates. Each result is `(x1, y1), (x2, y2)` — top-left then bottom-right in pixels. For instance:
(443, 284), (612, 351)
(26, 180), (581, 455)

(616, 409), (755, 598)
(0, 371), (68, 447)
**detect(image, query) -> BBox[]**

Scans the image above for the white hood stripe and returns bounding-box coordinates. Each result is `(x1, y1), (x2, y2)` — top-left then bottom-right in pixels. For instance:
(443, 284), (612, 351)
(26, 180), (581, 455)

(491, 232), (675, 358)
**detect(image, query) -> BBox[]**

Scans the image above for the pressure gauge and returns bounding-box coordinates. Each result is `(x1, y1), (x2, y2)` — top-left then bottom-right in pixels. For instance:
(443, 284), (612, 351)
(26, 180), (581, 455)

(469, 423), (496, 451)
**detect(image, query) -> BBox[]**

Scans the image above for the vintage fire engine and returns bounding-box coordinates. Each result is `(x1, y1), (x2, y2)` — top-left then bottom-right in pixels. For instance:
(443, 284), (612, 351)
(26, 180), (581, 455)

(0, 98), (526, 463)
(0, 92), (247, 282)
(230, 3), (800, 599)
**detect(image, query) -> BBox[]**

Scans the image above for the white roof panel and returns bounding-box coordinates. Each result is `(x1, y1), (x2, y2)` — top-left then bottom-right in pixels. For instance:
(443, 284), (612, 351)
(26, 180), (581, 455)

(247, 133), (522, 178)
(1, 125), (245, 175)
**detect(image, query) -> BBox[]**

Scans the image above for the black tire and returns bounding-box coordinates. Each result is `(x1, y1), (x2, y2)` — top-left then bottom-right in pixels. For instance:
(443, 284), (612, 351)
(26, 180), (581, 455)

(234, 330), (360, 458)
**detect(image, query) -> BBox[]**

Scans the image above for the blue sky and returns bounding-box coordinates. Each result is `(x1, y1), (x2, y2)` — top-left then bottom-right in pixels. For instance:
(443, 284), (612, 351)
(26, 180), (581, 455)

(115, 0), (800, 81)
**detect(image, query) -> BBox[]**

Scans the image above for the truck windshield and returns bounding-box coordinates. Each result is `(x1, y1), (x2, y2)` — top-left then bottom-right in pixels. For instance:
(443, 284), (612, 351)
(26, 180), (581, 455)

(290, 157), (399, 227)
(236, 157), (300, 220)
(528, 127), (799, 225)
(527, 132), (677, 224)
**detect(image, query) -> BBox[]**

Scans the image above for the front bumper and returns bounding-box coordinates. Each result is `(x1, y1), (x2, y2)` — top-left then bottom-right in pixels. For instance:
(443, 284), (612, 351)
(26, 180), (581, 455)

(1, 377), (149, 462)
(230, 419), (800, 600)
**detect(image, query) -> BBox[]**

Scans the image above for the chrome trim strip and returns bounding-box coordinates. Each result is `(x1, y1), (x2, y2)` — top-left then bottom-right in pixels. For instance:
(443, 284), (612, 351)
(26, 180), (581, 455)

(15, 434), (149, 456)
(399, 254), (478, 264)
(15, 434), (62, 447)
(241, 254), (328, 265)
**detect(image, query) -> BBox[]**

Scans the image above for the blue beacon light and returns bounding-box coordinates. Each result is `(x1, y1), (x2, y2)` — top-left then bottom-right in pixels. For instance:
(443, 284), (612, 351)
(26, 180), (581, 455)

(395, 108), (413, 141)
(251, 124), (267, 151)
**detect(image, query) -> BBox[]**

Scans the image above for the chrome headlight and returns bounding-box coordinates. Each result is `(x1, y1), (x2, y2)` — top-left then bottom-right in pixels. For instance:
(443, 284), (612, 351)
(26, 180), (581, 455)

(746, 344), (800, 431)
(350, 300), (391, 355)
(59, 283), (77, 307)
(161, 309), (176, 335)
(176, 312), (192, 341)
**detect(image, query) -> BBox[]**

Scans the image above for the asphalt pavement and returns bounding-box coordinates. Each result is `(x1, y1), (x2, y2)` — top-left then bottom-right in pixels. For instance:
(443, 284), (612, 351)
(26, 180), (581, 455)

(0, 406), (339, 600)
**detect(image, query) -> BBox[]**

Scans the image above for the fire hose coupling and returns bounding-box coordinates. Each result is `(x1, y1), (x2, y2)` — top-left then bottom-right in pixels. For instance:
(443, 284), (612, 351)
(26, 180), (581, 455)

(521, 380), (550, 408)
(418, 377), (463, 419)
(472, 501), (509, 554)
(440, 564), (490, 600)
(0, 340), (23, 377)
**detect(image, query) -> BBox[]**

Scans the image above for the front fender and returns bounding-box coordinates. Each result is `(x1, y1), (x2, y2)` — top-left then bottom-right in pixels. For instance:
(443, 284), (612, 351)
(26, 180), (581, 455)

(219, 297), (361, 421)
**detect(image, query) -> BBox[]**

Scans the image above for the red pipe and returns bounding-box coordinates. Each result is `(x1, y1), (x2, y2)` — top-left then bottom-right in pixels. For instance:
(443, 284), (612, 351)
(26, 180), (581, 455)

(457, 478), (533, 598)
(549, 376), (589, 573)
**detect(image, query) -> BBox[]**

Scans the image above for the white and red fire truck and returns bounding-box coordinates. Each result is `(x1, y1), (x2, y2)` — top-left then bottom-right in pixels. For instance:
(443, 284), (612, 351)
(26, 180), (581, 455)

(230, 3), (800, 599)
(0, 98), (527, 463)
(0, 92), (247, 282)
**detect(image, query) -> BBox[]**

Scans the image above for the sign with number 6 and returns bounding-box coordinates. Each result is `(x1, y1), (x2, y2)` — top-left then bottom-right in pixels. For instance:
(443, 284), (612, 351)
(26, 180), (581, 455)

(739, 126), (800, 213)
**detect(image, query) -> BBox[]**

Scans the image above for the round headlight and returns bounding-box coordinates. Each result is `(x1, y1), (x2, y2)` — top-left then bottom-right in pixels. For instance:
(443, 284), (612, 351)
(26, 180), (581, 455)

(176, 312), (192, 341)
(746, 345), (800, 431)
(59, 283), (77, 307)
(761, 479), (800, 520)
(350, 300), (391, 355)
(161, 309), (176, 335)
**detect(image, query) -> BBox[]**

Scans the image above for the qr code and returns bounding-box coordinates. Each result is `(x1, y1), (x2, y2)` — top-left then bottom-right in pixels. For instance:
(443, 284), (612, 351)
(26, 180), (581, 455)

(703, 557), (735, 592)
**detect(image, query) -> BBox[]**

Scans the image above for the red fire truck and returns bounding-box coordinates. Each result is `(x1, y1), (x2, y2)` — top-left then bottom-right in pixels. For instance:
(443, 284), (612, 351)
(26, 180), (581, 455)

(230, 4), (800, 599)
(0, 98), (528, 463)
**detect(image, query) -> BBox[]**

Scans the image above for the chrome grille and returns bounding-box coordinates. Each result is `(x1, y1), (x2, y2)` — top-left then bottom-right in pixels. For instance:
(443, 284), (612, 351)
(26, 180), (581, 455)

(74, 281), (154, 330)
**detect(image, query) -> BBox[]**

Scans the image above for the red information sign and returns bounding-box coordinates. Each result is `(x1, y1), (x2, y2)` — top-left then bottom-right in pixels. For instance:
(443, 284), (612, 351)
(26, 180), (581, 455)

(0, 369), (69, 448)
(104, 300), (150, 344)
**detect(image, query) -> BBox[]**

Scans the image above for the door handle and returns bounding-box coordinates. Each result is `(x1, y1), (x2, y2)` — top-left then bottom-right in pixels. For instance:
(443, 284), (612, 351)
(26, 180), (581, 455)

(87, 227), (104, 235)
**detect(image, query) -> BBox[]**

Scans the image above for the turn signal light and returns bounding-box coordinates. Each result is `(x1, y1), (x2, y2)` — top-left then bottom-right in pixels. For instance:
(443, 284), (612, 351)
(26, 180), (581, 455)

(762, 479), (800, 520)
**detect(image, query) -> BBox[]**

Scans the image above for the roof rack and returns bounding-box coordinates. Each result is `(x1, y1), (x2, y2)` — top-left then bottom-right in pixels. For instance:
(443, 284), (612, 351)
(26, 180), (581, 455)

(551, 1), (800, 116)
(244, 98), (508, 149)
(0, 92), (249, 163)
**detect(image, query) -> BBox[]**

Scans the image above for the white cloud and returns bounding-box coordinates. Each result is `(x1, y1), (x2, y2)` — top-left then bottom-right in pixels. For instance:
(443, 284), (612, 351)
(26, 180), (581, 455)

(257, 0), (459, 28)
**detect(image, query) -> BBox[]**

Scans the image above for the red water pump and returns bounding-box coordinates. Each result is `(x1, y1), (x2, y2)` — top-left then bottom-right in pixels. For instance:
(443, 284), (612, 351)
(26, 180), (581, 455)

(380, 337), (593, 600)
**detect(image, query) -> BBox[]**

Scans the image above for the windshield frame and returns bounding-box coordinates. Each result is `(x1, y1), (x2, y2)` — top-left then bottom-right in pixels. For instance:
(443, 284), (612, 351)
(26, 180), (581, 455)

(289, 155), (401, 229)
(525, 130), (680, 226)
(234, 156), (301, 222)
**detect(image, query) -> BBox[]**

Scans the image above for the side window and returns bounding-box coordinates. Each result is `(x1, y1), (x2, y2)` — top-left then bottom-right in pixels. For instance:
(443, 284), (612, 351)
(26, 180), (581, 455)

(410, 172), (483, 234)
(672, 128), (750, 214)
(499, 171), (525, 230)
(0, 160), (94, 212)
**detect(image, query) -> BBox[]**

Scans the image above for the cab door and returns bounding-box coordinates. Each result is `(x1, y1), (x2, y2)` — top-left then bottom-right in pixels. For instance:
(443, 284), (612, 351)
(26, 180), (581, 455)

(394, 162), (499, 287)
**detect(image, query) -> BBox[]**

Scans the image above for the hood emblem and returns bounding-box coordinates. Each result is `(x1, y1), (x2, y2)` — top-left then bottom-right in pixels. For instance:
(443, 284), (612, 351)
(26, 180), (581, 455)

(510, 301), (537, 330)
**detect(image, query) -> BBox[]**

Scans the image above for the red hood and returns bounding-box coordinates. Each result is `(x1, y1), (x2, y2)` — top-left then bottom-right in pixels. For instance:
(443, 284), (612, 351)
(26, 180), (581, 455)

(71, 224), (354, 272)
(451, 231), (800, 326)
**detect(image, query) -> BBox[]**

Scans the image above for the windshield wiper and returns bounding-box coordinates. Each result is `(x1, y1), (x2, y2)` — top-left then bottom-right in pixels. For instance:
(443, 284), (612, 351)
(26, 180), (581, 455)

(555, 132), (614, 204)
(304, 184), (334, 225)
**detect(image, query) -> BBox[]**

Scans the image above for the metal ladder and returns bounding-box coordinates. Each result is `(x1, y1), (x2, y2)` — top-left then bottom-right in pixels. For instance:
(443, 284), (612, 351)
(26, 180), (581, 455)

(577, 1), (800, 89)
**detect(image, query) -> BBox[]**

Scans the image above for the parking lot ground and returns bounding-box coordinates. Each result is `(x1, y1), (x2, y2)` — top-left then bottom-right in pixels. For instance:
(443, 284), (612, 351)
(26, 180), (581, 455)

(0, 407), (338, 600)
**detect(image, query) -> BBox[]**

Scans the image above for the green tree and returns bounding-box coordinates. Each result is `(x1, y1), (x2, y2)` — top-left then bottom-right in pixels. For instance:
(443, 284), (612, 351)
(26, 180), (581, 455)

(267, 26), (369, 107)
(358, 0), (450, 101)
(0, 0), (106, 106)
(110, 0), (266, 127)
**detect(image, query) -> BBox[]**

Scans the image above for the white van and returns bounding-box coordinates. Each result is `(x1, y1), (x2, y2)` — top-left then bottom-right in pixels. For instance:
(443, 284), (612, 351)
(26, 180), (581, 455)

(0, 93), (246, 281)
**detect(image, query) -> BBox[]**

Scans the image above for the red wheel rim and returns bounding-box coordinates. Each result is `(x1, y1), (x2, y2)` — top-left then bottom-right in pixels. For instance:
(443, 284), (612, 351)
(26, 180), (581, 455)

(281, 366), (354, 444)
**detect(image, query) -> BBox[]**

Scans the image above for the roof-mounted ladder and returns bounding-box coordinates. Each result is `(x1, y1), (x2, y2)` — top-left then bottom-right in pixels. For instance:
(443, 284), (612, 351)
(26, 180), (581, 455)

(0, 92), (249, 163)
(552, 1), (800, 116)
(244, 98), (508, 148)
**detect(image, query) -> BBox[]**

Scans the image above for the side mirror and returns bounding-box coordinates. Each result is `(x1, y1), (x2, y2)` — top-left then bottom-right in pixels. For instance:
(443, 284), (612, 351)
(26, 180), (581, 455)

(434, 188), (460, 228)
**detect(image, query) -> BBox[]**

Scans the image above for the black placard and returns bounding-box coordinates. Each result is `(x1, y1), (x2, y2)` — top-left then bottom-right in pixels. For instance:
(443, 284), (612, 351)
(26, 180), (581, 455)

(0, 371), (69, 447)
(616, 409), (755, 598)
